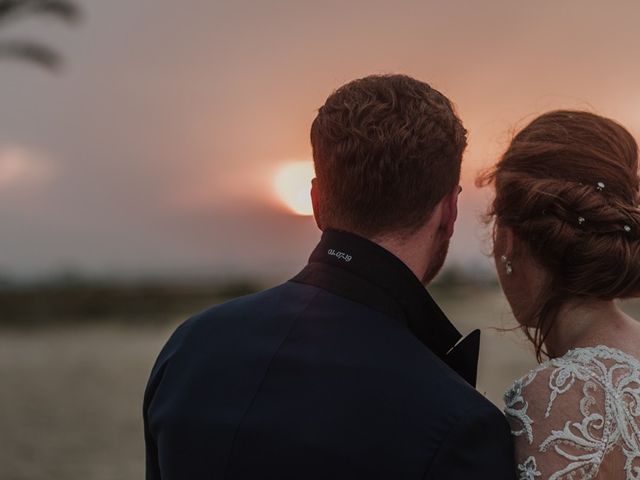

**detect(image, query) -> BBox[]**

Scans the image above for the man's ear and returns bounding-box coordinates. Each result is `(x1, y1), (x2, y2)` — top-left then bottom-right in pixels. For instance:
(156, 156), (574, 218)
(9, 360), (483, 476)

(440, 185), (461, 238)
(311, 178), (323, 231)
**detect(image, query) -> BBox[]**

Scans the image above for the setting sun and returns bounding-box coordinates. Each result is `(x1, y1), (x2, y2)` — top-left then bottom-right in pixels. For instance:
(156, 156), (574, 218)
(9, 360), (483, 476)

(273, 161), (315, 216)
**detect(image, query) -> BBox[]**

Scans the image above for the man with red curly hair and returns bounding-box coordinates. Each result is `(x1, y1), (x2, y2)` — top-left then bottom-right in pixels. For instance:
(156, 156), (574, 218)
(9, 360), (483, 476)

(144, 74), (515, 479)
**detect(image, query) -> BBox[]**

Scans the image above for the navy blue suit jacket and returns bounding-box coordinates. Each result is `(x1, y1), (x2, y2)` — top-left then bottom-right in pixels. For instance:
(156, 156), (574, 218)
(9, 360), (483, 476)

(144, 230), (515, 479)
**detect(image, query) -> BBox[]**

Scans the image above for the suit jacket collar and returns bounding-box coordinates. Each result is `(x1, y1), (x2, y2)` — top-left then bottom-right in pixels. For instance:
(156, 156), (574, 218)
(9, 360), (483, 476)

(291, 229), (480, 386)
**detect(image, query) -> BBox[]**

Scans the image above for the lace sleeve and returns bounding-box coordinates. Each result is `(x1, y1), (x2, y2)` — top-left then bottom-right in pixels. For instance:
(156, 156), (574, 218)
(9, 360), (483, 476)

(504, 350), (638, 480)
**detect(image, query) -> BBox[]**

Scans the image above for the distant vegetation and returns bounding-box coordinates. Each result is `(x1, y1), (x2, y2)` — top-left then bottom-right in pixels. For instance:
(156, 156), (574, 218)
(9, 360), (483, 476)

(0, 0), (80, 70)
(0, 267), (499, 327)
(432, 265), (498, 289)
(0, 278), (264, 326)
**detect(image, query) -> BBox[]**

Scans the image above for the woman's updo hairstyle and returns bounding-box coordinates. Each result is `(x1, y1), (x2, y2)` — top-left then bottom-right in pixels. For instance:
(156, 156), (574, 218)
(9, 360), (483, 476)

(478, 110), (640, 360)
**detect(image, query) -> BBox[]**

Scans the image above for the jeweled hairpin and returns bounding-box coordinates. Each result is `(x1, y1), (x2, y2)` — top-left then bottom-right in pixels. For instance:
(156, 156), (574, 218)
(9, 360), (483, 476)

(624, 225), (632, 233)
(596, 181), (605, 192)
(578, 216), (586, 225)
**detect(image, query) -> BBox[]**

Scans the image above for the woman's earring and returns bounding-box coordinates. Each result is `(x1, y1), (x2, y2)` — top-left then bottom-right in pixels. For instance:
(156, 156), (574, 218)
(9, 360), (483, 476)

(500, 255), (513, 275)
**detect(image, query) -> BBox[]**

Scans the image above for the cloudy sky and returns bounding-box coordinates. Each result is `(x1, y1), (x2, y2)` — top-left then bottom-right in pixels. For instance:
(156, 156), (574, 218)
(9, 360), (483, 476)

(1, 0), (640, 280)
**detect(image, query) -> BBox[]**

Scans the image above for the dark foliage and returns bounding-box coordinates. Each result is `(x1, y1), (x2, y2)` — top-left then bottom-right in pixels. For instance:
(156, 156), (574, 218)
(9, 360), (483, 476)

(0, 0), (80, 70)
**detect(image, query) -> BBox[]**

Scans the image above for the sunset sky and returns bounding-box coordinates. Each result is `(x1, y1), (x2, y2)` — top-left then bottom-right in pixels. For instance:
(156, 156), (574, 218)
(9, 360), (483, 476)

(1, 0), (640, 280)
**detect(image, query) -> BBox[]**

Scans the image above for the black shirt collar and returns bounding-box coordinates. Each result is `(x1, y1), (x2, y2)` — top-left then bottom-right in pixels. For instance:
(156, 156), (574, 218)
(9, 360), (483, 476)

(293, 228), (463, 359)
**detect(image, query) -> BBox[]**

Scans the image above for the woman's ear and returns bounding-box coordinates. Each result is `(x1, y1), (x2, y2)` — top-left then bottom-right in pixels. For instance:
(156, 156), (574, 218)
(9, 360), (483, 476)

(311, 178), (323, 231)
(505, 227), (514, 258)
(495, 224), (515, 258)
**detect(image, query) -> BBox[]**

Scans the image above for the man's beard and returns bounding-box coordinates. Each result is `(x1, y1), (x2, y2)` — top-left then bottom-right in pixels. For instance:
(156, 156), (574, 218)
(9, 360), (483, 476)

(421, 232), (450, 286)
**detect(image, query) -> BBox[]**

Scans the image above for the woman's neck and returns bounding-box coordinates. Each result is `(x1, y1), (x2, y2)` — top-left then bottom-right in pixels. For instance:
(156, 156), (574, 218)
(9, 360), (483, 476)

(544, 298), (633, 358)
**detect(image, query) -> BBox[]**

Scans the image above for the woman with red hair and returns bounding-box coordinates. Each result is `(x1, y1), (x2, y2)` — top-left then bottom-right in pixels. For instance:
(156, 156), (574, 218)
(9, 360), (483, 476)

(481, 110), (640, 480)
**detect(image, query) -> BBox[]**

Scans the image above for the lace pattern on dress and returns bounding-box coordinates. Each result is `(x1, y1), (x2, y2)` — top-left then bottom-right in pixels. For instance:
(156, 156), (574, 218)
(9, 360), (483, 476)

(518, 456), (542, 479)
(504, 345), (640, 480)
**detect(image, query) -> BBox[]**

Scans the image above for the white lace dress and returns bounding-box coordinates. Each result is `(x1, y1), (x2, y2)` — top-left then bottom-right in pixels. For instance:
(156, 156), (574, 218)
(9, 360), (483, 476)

(504, 346), (640, 480)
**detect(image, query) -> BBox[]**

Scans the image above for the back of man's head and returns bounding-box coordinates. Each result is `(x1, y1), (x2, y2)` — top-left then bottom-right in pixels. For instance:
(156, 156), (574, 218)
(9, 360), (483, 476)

(310, 74), (467, 238)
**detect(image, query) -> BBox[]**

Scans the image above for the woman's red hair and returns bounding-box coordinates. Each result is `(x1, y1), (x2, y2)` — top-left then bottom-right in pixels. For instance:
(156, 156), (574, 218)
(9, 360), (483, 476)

(478, 110), (640, 361)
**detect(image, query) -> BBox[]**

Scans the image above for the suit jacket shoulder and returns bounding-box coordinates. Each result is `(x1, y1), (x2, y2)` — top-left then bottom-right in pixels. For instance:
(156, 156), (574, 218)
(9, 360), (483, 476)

(145, 280), (515, 479)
